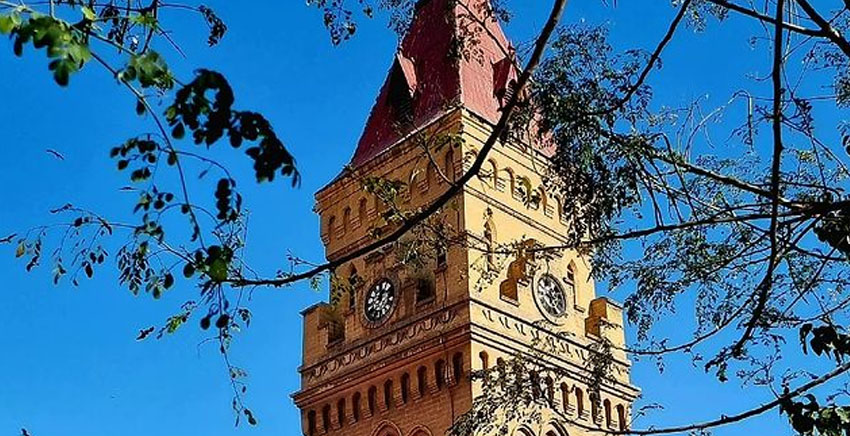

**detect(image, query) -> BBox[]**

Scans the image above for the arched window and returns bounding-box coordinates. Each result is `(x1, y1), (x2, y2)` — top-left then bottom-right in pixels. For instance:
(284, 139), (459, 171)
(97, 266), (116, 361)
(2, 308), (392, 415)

(537, 187), (548, 212)
(367, 386), (377, 416)
(556, 195), (567, 222)
(484, 216), (496, 270)
(444, 149), (456, 182)
(417, 365), (428, 396)
(479, 351), (489, 370)
(347, 265), (358, 311)
(321, 404), (331, 432)
(435, 359), (446, 390)
(530, 371), (541, 399)
(560, 383), (570, 412)
(401, 373), (411, 404)
(566, 263), (577, 308)
(452, 352), (464, 384)
(337, 398), (346, 428)
(307, 410), (317, 436)
(545, 376), (555, 404)
(342, 207), (351, 234)
(617, 404), (627, 430)
(358, 198), (368, 224)
(383, 379), (394, 410)
(591, 393), (600, 422)
(352, 392), (361, 422)
(488, 159), (498, 189)
(604, 399), (613, 428)
(327, 216), (336, 240)
(575, 388), (585, 417)
(505, 168), (516, 197)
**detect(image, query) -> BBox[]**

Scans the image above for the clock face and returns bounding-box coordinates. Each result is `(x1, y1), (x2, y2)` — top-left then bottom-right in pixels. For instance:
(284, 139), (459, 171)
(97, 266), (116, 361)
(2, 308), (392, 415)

(535, 274), (567, 319)
(364, 279), (396, 323)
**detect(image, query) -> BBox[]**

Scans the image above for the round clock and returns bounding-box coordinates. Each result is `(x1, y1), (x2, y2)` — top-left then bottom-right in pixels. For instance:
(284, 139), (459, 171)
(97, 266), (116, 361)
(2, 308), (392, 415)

(364, 278), (396, 323)
(534, 274), (567, 320)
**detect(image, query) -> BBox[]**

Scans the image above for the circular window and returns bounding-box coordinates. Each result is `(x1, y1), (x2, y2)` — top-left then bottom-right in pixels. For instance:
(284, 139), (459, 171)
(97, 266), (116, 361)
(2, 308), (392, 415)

(534, 274), (567, 320)
(364, 279), (396, 323)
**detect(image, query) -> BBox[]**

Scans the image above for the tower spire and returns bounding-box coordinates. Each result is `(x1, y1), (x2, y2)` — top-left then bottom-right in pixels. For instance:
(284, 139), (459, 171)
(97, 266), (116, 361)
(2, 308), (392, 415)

(350, 0), (517, 167)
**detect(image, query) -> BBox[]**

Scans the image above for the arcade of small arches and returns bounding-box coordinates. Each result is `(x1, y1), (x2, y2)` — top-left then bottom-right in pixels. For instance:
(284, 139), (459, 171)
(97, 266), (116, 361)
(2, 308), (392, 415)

(304, 350), (467, 436)
(369, 421), (570, 436)
(321, 147), (571, 245)
(478, 350), (629, 432)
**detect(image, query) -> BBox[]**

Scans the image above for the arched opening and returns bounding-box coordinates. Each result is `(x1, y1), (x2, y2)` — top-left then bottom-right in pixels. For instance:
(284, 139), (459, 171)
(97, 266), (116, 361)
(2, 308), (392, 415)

(383, 379), (394, 410)
(505, 168), (516, 198)
(617, 404), (627, 430)
(566, 263), (577, 308)
(417, 365), (428, 396)
(530, 371), (541, 400)
(401, 373), (411, 404)
(604, 398), (613, 428)
(321, 404), (331, 432)
(327, 216), (336, 240)
(590, 393), (600, 423)
(560, 383), (570, 412)
(358, 198), (368, 224)
(575, 388), (585, 417)
(452, 352), (464, 384)
(484, 216), (496, 270)
(479, 350), (489, 370)
(307, 410), (317, 436)
(435, 359), (446, 390)
(336, 398), (346, 428)
(537, 186), (547, 211)
(488, 159), (498, 189)
(444, 149), (456, 182)
(367, 386), (377, 416)
(373, 421), (403, 436)
(352, 392), (361, 422)
(347, 265), (358, 311)
(544, 376), (555, 405)
(342, 207), (351, 234)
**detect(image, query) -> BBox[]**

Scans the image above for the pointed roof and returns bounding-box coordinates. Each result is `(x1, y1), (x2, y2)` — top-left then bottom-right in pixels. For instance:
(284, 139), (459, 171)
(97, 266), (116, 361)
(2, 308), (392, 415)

(350, 0), (519, 167)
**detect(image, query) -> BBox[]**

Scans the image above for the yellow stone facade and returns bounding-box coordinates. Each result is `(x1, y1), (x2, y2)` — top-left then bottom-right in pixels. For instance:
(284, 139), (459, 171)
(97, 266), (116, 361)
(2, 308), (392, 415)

(293, 108), (640, 436)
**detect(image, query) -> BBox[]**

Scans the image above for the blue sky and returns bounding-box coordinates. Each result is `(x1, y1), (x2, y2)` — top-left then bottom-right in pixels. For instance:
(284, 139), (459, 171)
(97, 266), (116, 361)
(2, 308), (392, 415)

(0, 1), (831, 435)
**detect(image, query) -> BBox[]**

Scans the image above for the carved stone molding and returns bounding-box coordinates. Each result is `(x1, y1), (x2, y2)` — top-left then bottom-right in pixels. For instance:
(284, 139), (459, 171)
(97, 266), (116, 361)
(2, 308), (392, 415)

(305, 308), (459, 383)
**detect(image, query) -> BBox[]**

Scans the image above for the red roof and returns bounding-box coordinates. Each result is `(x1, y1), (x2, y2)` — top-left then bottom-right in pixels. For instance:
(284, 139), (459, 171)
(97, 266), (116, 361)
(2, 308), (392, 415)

(350, 0), (518, 167)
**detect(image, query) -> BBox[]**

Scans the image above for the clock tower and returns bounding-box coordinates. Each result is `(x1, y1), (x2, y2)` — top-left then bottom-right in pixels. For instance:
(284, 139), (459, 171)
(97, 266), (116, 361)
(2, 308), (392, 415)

(293, 1), (640, 435)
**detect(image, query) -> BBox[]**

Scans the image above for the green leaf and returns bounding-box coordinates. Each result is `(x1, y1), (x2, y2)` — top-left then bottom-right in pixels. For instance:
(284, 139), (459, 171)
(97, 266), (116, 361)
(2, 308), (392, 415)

(0, 13), (20, 34)
(208, 258), (228, 282)
(81, 7), (97, 21)
(15, 241), (25, 258)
